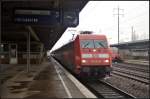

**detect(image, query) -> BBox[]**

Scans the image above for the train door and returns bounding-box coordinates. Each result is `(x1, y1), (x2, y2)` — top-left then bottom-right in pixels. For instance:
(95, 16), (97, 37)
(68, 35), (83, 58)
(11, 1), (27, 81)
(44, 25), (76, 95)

(9, 44), (18, 64)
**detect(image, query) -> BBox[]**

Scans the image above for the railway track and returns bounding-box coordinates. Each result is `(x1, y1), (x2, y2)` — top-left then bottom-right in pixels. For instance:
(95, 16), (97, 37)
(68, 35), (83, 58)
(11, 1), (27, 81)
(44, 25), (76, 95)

(112, 63), (149, 73)
(112, 65), (149, 84)
(111, 71), (149, 84)
(113, 67), (149, 79)
(84, 80), (136, 99)
(123, 60), (149, 66)
(112, 62), (149, 85)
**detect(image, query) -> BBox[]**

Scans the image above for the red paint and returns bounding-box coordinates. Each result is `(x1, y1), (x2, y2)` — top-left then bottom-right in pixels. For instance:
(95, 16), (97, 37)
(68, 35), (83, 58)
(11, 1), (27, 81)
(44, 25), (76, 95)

(53, 34), (112, 78)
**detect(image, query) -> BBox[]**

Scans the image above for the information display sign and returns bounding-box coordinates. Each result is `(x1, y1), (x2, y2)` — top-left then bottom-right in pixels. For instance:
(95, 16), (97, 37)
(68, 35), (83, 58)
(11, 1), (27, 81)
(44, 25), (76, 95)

(14, 8), (79, 27)
(14, 9), (60, 25)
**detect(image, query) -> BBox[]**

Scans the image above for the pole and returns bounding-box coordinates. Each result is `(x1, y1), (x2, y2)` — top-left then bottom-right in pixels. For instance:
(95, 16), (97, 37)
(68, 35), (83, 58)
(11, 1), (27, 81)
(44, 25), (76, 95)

(0, 0), (1, 47)
(118, 7), (120, 54)
(113, 6), (124, 55)
(0, 1), (1, 48)
(131, 26), (134, 41)
(27, 31), (30, 72)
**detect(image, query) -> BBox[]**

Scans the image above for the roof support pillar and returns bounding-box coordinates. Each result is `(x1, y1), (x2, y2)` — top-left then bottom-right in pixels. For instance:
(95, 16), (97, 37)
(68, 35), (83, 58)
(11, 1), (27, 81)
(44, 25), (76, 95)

(0, 0), (1, 44)
(26, 26), (40, 41)
(27, 31), (30, 72)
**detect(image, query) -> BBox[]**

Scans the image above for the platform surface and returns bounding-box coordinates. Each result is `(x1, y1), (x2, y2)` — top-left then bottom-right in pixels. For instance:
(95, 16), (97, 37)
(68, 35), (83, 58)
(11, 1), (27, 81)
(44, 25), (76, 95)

(1, 61), (86, 98)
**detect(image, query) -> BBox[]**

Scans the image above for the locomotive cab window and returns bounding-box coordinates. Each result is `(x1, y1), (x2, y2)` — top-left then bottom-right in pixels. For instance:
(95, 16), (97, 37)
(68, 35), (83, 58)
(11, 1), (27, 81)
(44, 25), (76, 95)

(80, 40), (108, 48)
(94, 40), (108, 48)
(80, 40), (94, 48)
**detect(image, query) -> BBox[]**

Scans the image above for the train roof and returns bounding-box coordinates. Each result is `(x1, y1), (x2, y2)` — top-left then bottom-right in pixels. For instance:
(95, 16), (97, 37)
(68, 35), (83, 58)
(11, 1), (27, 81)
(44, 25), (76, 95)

(77, 34), (107, 40)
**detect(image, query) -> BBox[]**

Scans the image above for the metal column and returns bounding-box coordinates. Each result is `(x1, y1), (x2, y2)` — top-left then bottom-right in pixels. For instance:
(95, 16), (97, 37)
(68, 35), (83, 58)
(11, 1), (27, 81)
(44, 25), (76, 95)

(113, 6), (124, 55)
(0, 1), (2, 71)
(0, 1), (1, 47)
(27, 31), (30, 72)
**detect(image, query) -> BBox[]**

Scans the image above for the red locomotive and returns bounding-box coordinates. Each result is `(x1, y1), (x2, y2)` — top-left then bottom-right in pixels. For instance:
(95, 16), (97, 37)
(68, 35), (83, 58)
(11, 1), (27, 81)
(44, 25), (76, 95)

(52, 34), (112, 79)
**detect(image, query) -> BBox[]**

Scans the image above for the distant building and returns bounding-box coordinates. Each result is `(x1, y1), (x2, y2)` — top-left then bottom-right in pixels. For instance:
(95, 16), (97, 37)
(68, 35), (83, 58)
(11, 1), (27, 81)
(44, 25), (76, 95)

(110, 39), (149, 60)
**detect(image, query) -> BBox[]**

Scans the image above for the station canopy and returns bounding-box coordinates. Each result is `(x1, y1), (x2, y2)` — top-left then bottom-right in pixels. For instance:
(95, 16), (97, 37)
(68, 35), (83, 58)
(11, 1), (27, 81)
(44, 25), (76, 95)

(1, 0), (88, 50)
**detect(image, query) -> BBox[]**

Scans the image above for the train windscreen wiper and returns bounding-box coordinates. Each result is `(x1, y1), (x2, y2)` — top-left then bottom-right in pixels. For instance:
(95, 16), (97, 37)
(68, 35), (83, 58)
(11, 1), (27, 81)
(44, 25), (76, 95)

(84, 42), (90, 48)
(98, 42), (105, 48)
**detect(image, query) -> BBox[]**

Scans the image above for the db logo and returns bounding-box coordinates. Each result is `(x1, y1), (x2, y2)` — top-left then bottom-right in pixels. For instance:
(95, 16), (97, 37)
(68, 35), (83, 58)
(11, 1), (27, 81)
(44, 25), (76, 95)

(93, 54), (98, 58)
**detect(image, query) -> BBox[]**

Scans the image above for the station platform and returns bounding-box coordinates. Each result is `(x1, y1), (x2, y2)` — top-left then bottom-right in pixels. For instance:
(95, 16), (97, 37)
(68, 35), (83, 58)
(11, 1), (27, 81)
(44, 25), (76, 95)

(1, 59), (96, 98)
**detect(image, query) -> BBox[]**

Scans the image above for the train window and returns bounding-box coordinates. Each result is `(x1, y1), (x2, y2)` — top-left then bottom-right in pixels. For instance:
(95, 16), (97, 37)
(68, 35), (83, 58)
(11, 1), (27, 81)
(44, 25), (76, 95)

(94, 40), (108, 48)
(80, 40), (94, 48)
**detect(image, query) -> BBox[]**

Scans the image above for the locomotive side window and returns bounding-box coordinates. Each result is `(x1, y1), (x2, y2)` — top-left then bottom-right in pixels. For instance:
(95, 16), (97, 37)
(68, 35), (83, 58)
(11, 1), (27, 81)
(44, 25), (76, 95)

(80, 40), (94, 48)
(94, 40), (108, 48)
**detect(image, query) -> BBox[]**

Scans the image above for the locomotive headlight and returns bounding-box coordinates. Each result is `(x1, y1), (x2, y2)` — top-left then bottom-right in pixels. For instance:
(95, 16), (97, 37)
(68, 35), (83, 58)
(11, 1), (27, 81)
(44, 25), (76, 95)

(82, 59), (87, 63)
(104, 59), (109, 62)
(93, 49), (96, 52)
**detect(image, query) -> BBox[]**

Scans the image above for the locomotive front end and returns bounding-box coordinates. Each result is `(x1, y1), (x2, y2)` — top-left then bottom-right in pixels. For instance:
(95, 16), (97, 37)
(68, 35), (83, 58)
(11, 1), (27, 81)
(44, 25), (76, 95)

(76, 35), (112, 78)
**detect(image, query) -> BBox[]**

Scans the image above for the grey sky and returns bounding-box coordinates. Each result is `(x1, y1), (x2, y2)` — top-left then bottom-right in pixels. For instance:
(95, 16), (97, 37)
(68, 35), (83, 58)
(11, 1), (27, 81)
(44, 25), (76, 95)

(50, 1), (149, 52)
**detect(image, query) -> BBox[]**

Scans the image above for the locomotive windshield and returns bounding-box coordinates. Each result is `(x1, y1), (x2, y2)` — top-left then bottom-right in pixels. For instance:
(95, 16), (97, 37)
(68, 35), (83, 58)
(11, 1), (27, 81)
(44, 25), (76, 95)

(80, 40), (94, 48)
(94, 40), (108, 48)
(80, 40), (108, 48)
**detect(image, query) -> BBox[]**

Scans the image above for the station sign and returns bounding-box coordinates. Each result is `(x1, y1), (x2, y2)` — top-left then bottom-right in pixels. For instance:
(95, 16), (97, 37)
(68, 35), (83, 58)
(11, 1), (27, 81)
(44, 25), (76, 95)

(13, 8), (79, 27)
(14, 9), (60, 25)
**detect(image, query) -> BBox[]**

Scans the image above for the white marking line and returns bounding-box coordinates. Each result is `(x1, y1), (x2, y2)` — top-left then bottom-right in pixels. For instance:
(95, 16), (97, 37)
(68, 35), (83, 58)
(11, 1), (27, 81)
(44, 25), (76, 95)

(66, 71), (97, 98)
(52, 58), (97, 98)
(54, 65), (72, 98)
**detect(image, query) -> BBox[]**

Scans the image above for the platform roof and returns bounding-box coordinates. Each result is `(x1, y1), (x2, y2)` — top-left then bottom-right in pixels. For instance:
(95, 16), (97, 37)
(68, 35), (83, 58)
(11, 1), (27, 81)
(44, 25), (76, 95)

(1, 0), (88, 50)
(110, 39), (149, 49)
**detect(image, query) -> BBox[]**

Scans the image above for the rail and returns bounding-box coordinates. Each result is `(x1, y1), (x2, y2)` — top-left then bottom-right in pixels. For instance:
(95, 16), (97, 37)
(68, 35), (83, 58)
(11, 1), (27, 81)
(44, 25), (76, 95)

(112, 71), (149, 84)
(123, 60), (149, 66)
(84, 80), (136, 99)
